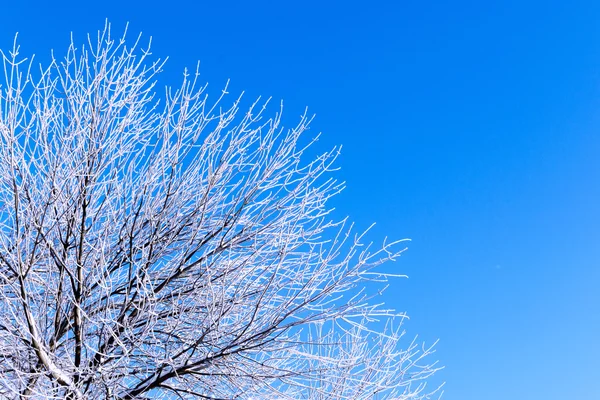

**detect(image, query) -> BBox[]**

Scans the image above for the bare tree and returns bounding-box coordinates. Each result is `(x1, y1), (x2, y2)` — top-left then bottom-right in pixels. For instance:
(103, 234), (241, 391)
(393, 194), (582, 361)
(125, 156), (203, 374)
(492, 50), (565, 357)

(0, 24), (441, 399)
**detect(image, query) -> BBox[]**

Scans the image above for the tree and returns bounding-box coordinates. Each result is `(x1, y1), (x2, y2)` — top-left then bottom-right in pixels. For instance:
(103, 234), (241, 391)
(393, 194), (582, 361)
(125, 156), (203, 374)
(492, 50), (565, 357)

(0, 24), (441, 399)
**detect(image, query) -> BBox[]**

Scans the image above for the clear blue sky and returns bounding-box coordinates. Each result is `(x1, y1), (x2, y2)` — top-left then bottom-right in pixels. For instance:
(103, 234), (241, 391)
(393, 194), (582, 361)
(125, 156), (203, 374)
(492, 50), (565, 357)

(2, 1), (600, 399)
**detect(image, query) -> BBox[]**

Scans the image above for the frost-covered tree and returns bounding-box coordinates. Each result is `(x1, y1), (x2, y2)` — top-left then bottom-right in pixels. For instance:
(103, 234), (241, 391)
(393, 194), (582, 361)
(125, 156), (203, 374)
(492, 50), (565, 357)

(0, 24), (441, 399)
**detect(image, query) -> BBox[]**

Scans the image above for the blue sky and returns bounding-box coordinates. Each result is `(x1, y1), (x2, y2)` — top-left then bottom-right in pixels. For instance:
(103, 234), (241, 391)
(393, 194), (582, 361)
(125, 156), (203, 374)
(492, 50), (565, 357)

(2, 1), (600, 399)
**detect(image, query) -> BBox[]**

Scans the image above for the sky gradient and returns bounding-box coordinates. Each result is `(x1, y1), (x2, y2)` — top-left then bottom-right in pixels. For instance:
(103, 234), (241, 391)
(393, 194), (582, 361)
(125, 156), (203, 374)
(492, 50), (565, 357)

(2, 1), (599, 399)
